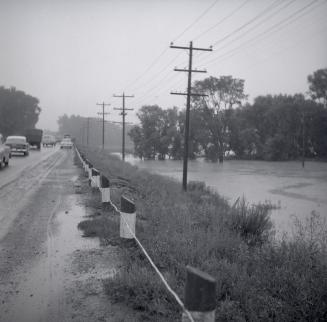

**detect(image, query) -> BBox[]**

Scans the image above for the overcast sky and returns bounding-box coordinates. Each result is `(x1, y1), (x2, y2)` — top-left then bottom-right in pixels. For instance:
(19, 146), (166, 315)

(1, 0), (326, 131)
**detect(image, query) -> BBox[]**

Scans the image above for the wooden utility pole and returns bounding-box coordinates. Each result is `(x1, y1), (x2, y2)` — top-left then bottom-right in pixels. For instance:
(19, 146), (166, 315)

(96, 102), (110, 149)
(86, 117), (90, 146)
(170, 41), (212, 191)
(301, 112), (305, 168)
(113, 92), (134, 161)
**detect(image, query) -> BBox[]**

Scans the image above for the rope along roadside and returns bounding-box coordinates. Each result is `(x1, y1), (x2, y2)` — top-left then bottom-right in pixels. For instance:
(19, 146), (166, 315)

(111, 202), (195, 322)
(75, 148), (195, 322)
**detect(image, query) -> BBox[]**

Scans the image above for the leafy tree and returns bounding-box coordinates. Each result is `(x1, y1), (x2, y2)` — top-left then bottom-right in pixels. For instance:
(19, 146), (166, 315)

(192, 76), (248, 162)
(0, 86), (41, 137)
(308, 68), (327, 107)
(129, 105), (166, 159)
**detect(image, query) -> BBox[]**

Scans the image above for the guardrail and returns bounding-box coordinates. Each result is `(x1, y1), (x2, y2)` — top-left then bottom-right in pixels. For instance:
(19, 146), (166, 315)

(75, 147), (217, 322)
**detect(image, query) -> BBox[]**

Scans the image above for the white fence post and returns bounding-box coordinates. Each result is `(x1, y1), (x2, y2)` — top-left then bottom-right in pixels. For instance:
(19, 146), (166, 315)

(120, 196), (136, 239)
(182, 266), (216, 322)
(91, 168), (100, 188)
(101, 175), (110, 204)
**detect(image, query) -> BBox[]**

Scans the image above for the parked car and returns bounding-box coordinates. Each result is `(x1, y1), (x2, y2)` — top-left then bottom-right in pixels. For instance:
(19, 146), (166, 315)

(25, 128), (43, 150)
(60, 138), (73, 149)
(0, 133), (11, 168)
(5, 136), (29, 156)
(42, 134), (56, 147)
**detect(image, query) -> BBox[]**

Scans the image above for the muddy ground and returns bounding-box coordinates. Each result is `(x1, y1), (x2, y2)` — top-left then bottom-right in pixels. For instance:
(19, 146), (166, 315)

(0, 149), (137, 322)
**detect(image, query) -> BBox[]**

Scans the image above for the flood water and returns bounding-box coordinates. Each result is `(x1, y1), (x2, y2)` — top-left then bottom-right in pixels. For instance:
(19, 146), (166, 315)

(124, 155), (327, 235)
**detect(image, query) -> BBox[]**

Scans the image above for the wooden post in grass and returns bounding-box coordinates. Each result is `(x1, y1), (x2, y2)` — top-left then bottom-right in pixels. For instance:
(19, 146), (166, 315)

(100, 175), (110, 204)
(182, 266), (216, 322)
(91, 168), (100, 188)
(120, 196), (136, 239)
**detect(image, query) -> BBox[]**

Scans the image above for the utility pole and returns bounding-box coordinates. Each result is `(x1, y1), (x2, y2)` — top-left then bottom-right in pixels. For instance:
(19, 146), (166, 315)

(113, 92), (134, 161)
(96, 102), (110, 149)
(86, 117), (90, 146)
(301, 112), (305, 168)
(170, 41), (212, 191)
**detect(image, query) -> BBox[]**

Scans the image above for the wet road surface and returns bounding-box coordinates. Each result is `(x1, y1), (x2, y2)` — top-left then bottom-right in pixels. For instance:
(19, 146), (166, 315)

(0, 149), (135, 322)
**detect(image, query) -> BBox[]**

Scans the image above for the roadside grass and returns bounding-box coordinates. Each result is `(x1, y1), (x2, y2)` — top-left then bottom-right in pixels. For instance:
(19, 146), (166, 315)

(77, 146), (327, 322)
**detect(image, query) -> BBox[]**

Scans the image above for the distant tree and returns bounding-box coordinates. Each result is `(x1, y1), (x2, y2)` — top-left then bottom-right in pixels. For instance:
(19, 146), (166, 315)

(128, 105), (166, 159)
(128, 126), (144, 158)
(192, 76), (248, 162)
(308, 68), (327, 107)
(0, 86), (41, 137)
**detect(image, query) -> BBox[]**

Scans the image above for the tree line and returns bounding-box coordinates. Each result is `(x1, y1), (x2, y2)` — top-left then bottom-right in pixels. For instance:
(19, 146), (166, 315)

(0, 86), (41, 137)
(128, 68), (327, 162)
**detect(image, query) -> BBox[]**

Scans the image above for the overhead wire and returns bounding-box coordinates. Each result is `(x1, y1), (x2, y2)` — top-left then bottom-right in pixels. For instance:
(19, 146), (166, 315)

(193, 0), (249, 41)
(172, 0), (220, 42)
(124, 0), (222, 93)
(243, 22), (327, 74)
(204, 0), (297, 58)
(192, 0), (283, 69)
(211, 0), (282, 47)
(203, 0), (321, 67)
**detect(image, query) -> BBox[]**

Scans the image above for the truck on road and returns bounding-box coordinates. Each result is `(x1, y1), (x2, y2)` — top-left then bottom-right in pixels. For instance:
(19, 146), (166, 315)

(0, 133), (11, 168)
(25, 128), (43, 150)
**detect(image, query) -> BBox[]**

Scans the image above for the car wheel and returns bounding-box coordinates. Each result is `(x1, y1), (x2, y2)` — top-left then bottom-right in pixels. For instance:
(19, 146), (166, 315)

(4, 159), (9, 166)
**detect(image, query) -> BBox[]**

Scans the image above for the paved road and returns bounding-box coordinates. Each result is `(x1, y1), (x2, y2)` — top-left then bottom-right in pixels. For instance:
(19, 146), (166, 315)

(0, 147), (135, 322)
(0, 147), (59, 190)
(0, 148), (79, 321)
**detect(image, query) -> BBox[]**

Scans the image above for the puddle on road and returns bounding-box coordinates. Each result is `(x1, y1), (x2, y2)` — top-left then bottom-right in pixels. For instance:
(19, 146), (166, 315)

(2, 195), (99, 322)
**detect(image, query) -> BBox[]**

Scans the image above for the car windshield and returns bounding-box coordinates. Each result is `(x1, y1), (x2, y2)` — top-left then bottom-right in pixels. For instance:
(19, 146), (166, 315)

(6, 137), (26, 144)
(62, 139), (72, 143)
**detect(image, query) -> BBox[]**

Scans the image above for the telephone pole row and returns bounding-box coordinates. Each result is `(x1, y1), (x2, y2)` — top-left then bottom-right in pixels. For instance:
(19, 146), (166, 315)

(113, 92), (134, 161)
(170, 41), (212, 191)
(96, 102), (110, 150)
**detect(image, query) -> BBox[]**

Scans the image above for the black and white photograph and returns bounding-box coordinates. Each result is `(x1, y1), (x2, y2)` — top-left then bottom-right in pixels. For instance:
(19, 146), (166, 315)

(0, 0), (327, 321)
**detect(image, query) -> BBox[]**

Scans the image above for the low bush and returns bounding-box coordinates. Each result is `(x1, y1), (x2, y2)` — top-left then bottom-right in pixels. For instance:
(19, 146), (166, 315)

(77, 146), (327, 321)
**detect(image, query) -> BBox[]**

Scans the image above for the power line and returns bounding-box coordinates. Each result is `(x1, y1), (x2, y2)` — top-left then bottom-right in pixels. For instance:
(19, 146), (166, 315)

(207, 0), (297, 56)
(123, 0), (221, 93)
(193, 0), (282, 66)
(172, 0), (220, 42)
(194, 0), (249, 41)
(203, 0), (321, 67)
(211, 0), (282, 47)
(128, 52), (183, 93)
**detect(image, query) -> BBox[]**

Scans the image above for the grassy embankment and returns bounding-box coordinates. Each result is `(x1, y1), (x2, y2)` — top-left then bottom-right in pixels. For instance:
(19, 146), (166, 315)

(77, 146), (327, 322)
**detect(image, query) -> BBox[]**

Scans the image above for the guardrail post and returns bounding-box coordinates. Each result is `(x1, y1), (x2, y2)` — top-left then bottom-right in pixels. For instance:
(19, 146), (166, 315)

(91, 168), (100, 188)
(182, 266), (216, 322)
(120, 196), (136, 239)
(87, 161), (93, 184)
(100, 175), (110, 204)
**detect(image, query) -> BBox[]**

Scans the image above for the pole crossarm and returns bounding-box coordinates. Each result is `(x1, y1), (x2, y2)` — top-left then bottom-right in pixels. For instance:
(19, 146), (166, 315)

(170, 43), (213, 52)
(170, 92), (208, 97)
(113, 94), (134, 98)
(174, 68), (207, 73)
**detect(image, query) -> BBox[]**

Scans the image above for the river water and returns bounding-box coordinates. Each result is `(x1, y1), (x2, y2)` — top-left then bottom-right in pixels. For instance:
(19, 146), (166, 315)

(123, 155), (327, 235)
